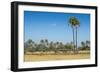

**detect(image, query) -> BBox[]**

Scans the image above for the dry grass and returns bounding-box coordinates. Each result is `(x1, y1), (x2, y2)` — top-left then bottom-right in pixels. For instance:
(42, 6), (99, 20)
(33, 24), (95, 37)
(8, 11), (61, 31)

(24, 51), (90, 62)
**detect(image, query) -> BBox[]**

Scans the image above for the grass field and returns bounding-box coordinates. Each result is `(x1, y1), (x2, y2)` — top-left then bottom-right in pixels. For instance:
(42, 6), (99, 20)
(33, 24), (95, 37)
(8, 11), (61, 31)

(24, 51), (90, 62)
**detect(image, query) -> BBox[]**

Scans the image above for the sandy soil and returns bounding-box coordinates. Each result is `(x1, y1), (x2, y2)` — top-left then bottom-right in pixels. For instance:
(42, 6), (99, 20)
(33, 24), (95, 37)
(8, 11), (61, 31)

(24, 52), (90, 62)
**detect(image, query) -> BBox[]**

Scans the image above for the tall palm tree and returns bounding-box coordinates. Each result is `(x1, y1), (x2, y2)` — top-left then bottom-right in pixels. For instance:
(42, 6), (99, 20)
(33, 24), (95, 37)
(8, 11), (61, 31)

(69, 16), (80, 53)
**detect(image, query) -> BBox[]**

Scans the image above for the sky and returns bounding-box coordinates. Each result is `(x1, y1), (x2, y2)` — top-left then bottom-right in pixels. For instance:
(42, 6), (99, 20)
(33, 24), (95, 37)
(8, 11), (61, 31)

(24, 11), (90, 46)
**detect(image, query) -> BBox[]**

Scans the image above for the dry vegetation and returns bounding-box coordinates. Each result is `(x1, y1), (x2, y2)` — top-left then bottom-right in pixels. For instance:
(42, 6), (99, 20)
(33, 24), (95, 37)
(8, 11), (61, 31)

(24, 51), (90, 62)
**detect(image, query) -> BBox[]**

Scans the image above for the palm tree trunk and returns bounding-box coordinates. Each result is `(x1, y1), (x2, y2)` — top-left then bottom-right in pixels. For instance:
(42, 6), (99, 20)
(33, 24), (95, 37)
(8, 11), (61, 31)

(72, 27), (75, 53)
(75, 27), (78, 53)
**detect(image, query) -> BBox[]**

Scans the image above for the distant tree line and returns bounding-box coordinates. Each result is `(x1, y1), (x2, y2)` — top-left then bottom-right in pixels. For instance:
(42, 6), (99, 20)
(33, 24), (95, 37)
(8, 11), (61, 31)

(24, 39), (90, 54)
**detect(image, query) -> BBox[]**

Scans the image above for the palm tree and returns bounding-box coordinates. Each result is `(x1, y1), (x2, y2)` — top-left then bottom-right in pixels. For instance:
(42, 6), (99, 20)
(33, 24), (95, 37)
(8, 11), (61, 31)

(40, 39), (44, 45)
(45, 39), (48, 44)
(86, 40), (90, 48)
(69, 16), (80, 53)
(59, 42), (63, 50)
(81, 41), (85, 50)
(40, 39), (45, 52)
(44, 39), (49, 48)
(53, 42), (59, 54)
(27, 39), (34, 54)
(85, 40), (90, 50)
(56, 42), (59, 48)
(49, 41), (54, 51)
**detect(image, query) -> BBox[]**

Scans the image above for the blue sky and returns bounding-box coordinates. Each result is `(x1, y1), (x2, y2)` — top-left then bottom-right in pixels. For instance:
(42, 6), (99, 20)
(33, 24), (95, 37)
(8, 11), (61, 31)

(24, 11), (90, 46)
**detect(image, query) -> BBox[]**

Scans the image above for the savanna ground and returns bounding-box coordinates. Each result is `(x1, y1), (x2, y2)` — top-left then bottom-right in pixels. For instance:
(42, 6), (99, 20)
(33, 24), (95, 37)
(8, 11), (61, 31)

(24, 50), (90, 62)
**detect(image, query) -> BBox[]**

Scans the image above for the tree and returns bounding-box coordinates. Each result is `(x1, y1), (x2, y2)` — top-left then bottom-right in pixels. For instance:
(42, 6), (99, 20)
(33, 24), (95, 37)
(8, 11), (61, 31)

(80, 41), (90, 50)
(49, 41), (54, 51)
(44, 39), (49, 49)
(59, 42), (64, 50)
(45, 39), (48, 44)
(81, 41), (85, 50)
(40, 40), (44, 45)
(39, 40), (45, 52)
(54, 42), (59, 54)
(26, 39), (35, 54)
(55, 42), (59, 48)
(69, 16), (80, 53)
(86, 40), (90, 49)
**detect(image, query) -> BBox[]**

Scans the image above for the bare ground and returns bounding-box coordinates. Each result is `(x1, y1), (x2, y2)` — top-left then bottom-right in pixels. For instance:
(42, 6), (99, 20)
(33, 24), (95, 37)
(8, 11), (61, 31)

(24, 51), (90, 62)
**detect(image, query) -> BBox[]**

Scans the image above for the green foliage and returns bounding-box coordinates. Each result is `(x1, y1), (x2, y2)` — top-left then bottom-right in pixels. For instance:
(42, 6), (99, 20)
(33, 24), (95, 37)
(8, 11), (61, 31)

(68, 16), (80, 53)
(24, 39), (90, 54)
(69, 16), (80, 27)
(79, 40), (90, 50)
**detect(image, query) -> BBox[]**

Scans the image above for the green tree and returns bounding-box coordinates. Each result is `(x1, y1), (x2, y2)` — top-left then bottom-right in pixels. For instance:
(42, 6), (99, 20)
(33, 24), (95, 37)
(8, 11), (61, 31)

(27, 39), (35, 54)
(86, 40), (90, 49)
(81, 41), (86, 50)
(40, 40), (44, 45)
(45, 39), (48, 45)
(44, 39), (49, 51)
(69, 16), (80, 53)
(49, 41), (54, 51)
(80, 41), (90, 50)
